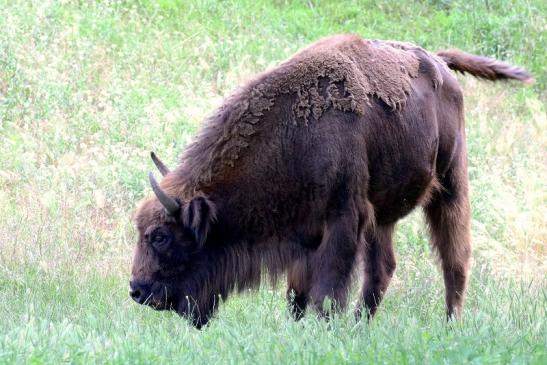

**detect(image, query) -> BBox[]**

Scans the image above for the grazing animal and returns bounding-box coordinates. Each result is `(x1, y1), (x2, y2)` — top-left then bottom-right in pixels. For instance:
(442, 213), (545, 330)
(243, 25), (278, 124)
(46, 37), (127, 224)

(129, 34), (532, 327)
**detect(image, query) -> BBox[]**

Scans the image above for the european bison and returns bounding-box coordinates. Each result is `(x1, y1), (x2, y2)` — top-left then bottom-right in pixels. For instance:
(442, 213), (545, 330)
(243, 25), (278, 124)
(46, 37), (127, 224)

(129, 34), (532, 327)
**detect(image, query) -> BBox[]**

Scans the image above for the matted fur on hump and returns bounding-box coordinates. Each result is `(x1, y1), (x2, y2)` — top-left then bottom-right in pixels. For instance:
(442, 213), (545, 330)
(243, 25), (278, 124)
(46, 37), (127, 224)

(284, 34), (422, 113)
(168, 34), (421, 197)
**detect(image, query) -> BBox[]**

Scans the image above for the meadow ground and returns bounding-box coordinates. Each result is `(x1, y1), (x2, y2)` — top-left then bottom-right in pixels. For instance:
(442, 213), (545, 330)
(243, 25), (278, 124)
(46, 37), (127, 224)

(0, 0), (545, 363)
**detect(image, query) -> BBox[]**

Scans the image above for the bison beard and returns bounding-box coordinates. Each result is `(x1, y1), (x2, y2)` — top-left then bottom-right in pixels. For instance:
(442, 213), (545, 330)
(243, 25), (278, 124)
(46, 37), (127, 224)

(129, 34), (532, 327)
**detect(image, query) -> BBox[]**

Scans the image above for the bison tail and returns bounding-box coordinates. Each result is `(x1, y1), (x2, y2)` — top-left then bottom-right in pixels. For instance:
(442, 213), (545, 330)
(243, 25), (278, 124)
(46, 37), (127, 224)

(437, 49), (534, 83)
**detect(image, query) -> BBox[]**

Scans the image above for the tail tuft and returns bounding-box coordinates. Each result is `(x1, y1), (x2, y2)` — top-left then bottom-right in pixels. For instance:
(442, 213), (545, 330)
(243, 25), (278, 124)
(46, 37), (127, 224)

(437, 49), (534, 83)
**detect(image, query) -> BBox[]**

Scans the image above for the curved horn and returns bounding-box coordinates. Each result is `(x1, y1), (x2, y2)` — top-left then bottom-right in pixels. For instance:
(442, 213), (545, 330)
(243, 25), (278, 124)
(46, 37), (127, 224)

(148, 172), (180, 215)
(150, 151), (170, 176)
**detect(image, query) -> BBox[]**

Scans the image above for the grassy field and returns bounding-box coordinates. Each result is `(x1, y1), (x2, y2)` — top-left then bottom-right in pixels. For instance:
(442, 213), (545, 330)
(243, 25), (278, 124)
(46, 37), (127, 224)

(0, 0), (545, 363)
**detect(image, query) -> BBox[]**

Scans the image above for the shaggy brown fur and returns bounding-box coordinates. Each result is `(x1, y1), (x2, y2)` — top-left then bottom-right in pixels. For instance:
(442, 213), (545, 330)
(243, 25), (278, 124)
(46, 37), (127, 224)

(129, 34), (532, 327)
(162, 34), (421, 198)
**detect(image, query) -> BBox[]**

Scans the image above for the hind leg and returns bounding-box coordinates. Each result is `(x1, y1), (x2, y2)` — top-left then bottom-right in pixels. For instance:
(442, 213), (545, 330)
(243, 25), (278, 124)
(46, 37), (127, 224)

(286, 257), (311, 321)
(425, 153), (471, 319)
(356, 224), (396, 320)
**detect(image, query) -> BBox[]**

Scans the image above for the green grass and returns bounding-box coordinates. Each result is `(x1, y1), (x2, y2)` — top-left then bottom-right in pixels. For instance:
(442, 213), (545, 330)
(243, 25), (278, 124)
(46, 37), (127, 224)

(0, 0), (545, 363)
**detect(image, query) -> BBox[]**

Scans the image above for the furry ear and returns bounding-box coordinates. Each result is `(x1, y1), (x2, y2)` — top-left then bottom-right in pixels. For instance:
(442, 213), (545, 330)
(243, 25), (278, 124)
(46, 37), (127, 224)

(181, 196), (217, 247)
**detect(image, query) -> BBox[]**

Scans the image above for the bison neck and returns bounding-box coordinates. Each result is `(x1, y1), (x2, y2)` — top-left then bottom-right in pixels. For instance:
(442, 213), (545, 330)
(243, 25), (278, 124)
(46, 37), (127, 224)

(179, 187), (319, 319)
(180, 227), (307, 325)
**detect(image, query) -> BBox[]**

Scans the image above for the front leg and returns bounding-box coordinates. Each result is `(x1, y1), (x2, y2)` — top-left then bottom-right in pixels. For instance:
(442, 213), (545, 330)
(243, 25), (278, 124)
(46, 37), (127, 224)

(356, 224), (396, 320)
(286, 257), (311, 321)
(309, 207), (359, 316)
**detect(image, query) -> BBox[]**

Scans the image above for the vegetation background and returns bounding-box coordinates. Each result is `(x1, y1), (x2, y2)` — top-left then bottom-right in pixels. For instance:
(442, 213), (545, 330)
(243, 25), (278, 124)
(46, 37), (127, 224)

(0, 0), (545, 363)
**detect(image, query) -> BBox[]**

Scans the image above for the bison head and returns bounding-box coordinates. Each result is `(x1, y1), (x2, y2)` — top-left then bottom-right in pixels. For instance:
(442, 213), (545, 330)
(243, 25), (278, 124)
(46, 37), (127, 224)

(129, 153), (217, 327)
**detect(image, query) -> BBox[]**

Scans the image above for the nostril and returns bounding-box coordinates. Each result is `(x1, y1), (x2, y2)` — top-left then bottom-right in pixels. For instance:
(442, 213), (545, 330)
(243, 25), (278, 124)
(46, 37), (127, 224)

(129, 280), (152, 304)
(129, 289), (141, 301)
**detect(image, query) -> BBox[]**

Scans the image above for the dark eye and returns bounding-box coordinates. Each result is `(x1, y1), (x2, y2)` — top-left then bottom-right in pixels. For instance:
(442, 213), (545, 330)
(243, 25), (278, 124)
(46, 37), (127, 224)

(150, 228), (172, 253)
